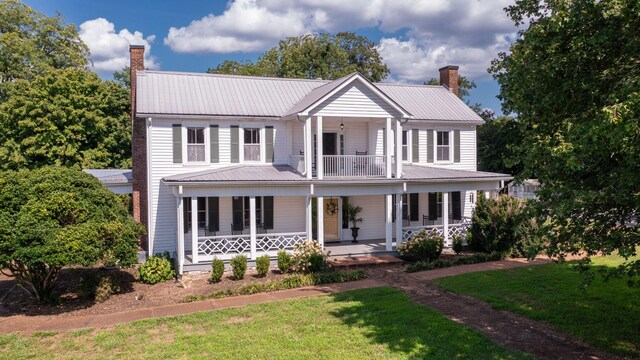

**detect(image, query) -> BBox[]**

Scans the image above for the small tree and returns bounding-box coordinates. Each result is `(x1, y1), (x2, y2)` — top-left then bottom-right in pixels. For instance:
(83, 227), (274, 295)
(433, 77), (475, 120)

(0, 166), (144, 303)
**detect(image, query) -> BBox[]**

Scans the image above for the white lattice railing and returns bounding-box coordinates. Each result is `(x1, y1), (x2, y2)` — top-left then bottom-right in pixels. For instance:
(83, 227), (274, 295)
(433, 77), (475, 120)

(402, 222), (471, 245)
(196, 232), (306, 260)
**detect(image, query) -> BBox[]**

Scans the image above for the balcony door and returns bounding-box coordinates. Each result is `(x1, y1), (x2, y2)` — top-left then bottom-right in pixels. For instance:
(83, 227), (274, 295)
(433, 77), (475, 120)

(323, 133), (338, 175)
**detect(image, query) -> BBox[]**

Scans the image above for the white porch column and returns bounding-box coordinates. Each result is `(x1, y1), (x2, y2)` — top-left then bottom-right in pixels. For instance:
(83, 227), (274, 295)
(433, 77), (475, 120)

(484, 190), (491, 199)
(176, 196), (184, 275)
(316, 116), (323, 180)
(395, 119), (402, 178)
(443, 192), (449, 246)
(385, 194), (393, 251)
(395, 193), (403, 247)
(317, 196), (324, 247)
(385, 117), (392, 178)
(249, 196), (257, 260)
(305, 195), (312, 241)
(304, 117), (312, 179)
(190, 197), (198, 264)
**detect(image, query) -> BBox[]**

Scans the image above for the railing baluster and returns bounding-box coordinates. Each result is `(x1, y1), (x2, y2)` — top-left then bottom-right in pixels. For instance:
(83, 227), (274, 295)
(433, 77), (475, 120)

(319, 155), (386, 178)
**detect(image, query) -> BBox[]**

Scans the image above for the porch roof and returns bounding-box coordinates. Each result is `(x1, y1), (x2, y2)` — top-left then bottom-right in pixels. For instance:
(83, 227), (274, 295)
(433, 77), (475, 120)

(401, 165), (512, 182)
(162, 165), (307, 183)
(83, 169), (132, 184)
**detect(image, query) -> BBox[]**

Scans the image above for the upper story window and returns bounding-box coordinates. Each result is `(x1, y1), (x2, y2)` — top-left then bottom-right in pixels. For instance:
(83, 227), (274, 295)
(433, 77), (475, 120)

(436, 131), (450, 161)
(187, 127), (205, 162)
(244, 128), (260, 162)
(402, 130), (408, 161)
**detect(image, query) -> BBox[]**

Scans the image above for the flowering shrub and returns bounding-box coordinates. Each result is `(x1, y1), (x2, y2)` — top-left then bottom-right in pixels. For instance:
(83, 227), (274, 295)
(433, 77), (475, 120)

(291, 240), (330, 273)
(398, 230), (444, 262)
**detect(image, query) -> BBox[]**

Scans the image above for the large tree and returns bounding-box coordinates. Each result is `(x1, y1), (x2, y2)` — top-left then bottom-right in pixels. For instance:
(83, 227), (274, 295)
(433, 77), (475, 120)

(208, 32), (390, 82)
(490, 0), (640, 281)
(0, 0), (88, 96)
(425, 76), (478, 101)
(0, 67), (132, 169)
(477, 116), (525, 175)
(0, 166), (144, 303)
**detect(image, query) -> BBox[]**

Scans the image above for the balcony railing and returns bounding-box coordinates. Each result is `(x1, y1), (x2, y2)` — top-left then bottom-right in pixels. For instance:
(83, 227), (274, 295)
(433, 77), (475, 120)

(323, 155), (386, 177)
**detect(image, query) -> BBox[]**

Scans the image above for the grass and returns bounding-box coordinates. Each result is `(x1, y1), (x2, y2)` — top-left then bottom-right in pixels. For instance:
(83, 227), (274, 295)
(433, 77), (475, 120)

(436, 254), (640, 358)
(0, 287), (532, 360)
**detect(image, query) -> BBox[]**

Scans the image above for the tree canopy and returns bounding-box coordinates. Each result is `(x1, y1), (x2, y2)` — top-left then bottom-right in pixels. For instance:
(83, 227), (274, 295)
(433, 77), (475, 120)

(425, 76), (477, 101)
(0, 0), (88, 96)
(0, 67), (132, 169)
(490, 0), (640, 282)
(0, 166), (144, 302)
(208, 32), (390, 82)
(477, 116), (525, 175)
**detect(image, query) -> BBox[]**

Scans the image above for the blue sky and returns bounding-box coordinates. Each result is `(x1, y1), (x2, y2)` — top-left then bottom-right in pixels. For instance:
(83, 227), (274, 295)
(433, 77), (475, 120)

(24, 0), (518, 114)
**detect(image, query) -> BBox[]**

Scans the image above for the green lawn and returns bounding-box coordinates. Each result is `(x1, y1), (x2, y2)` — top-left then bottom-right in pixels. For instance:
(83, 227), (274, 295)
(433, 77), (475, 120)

(0, 287), (531, 360)
(436, 255), (640, 358)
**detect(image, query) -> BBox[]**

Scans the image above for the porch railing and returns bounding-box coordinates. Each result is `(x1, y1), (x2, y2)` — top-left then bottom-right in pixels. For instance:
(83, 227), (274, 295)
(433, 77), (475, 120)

(323, 155), (386, 177)
(196, 232), (306, 261)
(402, 222), (471, 246)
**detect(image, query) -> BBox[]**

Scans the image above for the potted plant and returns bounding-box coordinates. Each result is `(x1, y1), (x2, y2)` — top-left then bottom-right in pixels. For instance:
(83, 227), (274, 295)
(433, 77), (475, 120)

(346, 204), (363, 243)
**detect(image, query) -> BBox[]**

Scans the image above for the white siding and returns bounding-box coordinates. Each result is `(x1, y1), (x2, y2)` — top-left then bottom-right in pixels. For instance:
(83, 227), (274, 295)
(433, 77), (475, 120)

(292, 121), (304, 155)
(341, 195), (386, 241)
(409, 124), (477, 171)
(311, 82), (400, 118)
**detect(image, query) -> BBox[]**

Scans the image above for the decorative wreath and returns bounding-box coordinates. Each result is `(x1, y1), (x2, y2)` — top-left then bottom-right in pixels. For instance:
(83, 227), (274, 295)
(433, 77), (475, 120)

(326, 201), (338, 216)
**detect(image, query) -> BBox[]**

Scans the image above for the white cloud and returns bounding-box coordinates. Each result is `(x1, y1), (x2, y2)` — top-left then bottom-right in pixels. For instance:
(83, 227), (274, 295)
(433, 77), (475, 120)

(164, 0), (519, 79)
(79, 18), (159, 74)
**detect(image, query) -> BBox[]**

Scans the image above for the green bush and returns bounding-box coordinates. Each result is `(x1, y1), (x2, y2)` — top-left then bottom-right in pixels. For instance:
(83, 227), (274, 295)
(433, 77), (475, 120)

(406, 252), (505, 273)
(256, 255), (271, 277)
(452, 234), (465, 254)
(210, 258), (225, 283)
(139, 255), (174, 284)
(468, 194), (541, 258)
(230, 255), (248, 280)
(308, 253), (327, 273)
(398, 230), (444, 262)
(292, 240), (329, 273)
(94, 276), (121, 302)
(79, 270), (121, 302)
(183, 270), (367, 302)
(277, 250), (292, 273)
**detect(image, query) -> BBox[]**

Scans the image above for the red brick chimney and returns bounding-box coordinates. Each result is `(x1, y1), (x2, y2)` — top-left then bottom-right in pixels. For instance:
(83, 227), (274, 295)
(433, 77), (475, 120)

(130, 45), (148, 251)
(439, 65), (459, 97)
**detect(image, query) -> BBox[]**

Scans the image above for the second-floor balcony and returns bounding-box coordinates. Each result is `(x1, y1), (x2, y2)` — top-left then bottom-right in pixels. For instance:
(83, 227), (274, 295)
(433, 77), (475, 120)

(290, 154), (391, 178)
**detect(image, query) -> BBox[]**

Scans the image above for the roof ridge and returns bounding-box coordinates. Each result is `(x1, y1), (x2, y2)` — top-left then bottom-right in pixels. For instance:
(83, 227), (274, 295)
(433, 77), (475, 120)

(140, 70), (330, 83)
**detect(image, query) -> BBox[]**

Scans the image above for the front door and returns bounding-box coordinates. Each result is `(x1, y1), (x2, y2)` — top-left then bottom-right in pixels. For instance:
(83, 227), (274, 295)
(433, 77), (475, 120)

(323, 198), (340, 242)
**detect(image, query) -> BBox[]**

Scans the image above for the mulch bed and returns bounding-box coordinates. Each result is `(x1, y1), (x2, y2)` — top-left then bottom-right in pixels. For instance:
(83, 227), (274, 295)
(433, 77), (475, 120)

(0, 266), (289, 318)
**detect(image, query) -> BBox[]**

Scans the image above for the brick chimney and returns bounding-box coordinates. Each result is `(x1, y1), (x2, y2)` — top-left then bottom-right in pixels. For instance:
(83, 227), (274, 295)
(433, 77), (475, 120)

(439, 65), (459, 97)
(130, 45), (148, 251)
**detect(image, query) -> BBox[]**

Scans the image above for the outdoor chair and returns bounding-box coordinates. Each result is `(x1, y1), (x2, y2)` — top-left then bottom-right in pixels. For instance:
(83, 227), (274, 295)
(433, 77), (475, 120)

(231, 223), (244, 235)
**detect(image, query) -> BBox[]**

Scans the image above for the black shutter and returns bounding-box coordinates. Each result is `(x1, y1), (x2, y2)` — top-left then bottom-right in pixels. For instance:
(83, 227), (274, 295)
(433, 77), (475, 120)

(230, 125), (239, 163)
(426, 129), (434, 163)
(392, 194), (396, 222)
(183, 197), (190, 233)
(454, 130), (461, 163)
(412, 130), (419, 162)
(232, 196), (243, 227)
(452, 191), (462, 220)
(342, 197), (349, 229)
(210, 125), (219, 163)
(428, 192), (438, 220)
(172, 124), (182, 163)
(207, 197), (219, 231)
(265, 126), (274, 163)
(409, 193), (419, 222)
(263, 196), (274, 229)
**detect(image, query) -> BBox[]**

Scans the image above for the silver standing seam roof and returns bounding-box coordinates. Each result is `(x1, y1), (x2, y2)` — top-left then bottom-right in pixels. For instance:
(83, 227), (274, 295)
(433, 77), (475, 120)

(136, 70), (483, 123)
(162, 165), (511, 184)
(83, 169), (133, 184)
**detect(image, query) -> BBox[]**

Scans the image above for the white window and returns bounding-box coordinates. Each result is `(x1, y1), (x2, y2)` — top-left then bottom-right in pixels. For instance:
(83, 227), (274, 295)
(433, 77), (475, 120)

(244, 128), (261, 162)
(243, 197), (263, 227)
(402, 130), (408, 161)
(436, 192), (443, 218)
(436, 131), (450, 161)
(187, 127), (205, 162)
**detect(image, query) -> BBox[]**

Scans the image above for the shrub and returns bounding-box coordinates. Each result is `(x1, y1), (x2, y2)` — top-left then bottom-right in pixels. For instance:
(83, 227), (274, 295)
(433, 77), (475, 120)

(277, 250), (292, 273)
(468, 194), (542, 258)
(406, 252), (504, 273)
(79, 271), (121, 302)
(292, 240), (329, 273)
(210, 258), (225, 283)
(94, 276), (121, 303)
(308, 253), (327, 273)
(256, 255), (271, 277)
(139, 255), (174, 284)
(230, 255), (248, 280)
(398, 230), (444, 262)
(452, 234), (465, 254)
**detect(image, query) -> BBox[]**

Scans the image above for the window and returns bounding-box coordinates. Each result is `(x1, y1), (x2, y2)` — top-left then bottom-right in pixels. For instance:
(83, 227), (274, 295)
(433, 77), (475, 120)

(187, 128), (205, 162)
(243, 196), (263, 227)
(436, 193), (443, 218)
(244, 128), (260, 161)
(436, 131), (450, 161)
(402, 130), (408, 161)
(469, 192), (475, 204)
(184, 197), (206, 231)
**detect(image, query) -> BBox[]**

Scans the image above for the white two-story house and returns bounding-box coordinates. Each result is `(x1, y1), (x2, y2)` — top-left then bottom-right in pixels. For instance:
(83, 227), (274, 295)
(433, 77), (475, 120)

(128, 46), (510, 274)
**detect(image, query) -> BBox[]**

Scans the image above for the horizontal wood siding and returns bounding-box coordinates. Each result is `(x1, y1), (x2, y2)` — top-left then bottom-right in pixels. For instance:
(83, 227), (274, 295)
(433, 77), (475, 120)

(312, 82), (399, 118)
(341, 195), (386, 241)
(411, 124), (476, 171)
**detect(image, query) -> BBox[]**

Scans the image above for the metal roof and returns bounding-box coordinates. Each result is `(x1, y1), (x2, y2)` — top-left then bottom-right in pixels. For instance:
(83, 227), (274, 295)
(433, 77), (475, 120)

(162, 165), (307, 183)
(401, 165), (511, 181)
(136, 71), (483, 123)
(83, 169), (133, 184)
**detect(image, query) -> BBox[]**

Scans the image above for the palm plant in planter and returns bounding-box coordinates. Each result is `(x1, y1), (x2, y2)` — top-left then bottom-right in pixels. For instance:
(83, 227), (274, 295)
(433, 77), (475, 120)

(346, 204), (364, 243)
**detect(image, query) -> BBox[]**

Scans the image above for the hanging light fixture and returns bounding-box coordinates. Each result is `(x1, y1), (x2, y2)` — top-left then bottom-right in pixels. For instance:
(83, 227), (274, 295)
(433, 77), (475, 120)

(340, 117), (344, 131)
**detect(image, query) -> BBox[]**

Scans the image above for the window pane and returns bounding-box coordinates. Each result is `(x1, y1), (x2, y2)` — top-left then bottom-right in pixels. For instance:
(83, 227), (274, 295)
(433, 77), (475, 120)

(188, 144), (205, 162)
(437, 131), (449, 146)
(187, 128), (204, 144)
(402, 131), (407, 145)
(244, 129), (260, 144)
(244, 144), (260, 161)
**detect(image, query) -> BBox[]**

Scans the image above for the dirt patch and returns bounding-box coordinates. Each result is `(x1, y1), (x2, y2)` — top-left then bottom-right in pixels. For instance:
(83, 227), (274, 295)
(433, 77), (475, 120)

(224, 316), (252, 325)
(0, 266), (288, 318)
(366, 265), (620, 360)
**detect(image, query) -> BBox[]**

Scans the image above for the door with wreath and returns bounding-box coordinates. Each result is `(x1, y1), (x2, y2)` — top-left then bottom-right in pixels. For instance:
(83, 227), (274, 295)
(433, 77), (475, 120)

(323, 198), (340, 242)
